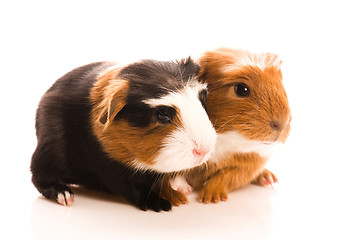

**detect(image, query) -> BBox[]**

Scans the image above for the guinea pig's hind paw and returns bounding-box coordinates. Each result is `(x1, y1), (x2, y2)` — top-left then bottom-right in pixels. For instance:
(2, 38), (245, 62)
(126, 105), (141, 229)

(56, 191), (74, 206)
(252, 169), (278, 189)
(157, 197), (172, 212)
(37, 183), (74, 206)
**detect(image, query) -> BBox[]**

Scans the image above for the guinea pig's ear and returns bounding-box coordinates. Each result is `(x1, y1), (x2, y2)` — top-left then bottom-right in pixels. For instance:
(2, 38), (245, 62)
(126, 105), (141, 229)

(99, 80), (129, 125)
(198, 49), (233, 80)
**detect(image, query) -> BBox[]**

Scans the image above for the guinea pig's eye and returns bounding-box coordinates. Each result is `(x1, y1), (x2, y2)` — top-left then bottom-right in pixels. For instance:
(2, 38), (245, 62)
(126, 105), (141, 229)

(199, 89), (208, 108)
(234, 83), (250, 97)
(155, 106), (176, 124)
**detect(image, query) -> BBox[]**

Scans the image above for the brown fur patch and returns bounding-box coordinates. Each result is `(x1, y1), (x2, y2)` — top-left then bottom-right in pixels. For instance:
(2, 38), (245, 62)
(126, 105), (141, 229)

(200, 49), (290, 142)
(90, 65), (180, 168)
(100, 113), (180, 167)
(189, 153), (267, 203)
(90, 65), (133, 164)
(156, 174), (189, 206)
(193, 48), (291, 203)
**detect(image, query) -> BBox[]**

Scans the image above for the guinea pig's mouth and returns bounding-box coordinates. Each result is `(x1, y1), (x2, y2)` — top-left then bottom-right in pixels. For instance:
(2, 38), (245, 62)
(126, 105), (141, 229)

(193, 150), (212, 166)
(262, 141), (273, 145)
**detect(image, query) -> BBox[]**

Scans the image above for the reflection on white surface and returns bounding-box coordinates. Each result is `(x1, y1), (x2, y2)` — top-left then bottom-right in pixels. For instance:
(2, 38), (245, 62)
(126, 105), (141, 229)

(30, 186), (275, 240)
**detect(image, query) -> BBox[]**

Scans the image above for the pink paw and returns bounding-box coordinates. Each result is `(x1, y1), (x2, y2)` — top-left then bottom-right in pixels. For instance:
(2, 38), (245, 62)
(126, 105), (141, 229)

(170, 175), (193, 196)
(252, 169), (278, 188)
(56, 191), (74, 206)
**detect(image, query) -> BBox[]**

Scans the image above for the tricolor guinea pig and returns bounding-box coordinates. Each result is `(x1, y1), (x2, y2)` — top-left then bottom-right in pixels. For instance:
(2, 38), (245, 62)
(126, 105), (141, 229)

(30, 58), (216, 211)
(164, 48), (291, 205)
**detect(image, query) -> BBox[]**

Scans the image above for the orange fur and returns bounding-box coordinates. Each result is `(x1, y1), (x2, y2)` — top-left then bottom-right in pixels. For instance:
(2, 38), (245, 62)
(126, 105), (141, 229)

(203, 65), (290, 142)
(191, 48), (291, 203)
(155, 174), (189, 206)
(193, 153), (266, 203)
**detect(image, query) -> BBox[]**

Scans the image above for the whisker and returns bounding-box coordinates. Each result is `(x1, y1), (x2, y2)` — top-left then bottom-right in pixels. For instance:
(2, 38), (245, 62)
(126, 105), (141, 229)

(149, 173), (162, 195)
(216, 113), (243, 131)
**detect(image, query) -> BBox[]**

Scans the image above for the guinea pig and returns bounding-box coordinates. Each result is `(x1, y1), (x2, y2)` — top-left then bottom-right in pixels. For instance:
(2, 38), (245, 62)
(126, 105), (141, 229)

(30, 58), (217, 211)
(163, 48), (291, 205)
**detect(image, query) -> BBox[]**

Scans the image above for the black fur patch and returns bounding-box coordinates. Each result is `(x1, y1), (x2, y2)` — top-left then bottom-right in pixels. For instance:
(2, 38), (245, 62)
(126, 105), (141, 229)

(115, 58), (200, 127)
(114, 102), (155, 127)
(120, 57), (200, 102)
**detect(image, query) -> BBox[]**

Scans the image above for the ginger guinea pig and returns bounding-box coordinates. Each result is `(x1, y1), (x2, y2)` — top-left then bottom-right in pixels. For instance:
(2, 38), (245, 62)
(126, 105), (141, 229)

(30, 58), (216, 211)
(164, 48), (291, 205)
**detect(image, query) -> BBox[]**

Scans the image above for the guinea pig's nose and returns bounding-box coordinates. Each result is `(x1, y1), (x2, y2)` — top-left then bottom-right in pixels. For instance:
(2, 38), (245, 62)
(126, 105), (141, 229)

(192, 139), (209, 157)
(270, 120), (281, 131)
(192, 147), (209, 158)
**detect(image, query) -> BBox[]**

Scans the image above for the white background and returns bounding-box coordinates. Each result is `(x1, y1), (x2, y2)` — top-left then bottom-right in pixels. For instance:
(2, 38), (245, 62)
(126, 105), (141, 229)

(1, 0), (361, 239)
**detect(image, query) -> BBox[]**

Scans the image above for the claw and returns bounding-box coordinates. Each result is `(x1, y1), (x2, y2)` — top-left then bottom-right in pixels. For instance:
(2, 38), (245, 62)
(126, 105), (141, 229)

(252, 169), (278, 189)
(56, 191), (74, 206)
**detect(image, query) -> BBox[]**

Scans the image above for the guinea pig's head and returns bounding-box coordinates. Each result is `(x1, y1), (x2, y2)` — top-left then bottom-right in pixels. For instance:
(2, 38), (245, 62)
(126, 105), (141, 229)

(198, 48), (291, 156)
(91, 58), (216, 173)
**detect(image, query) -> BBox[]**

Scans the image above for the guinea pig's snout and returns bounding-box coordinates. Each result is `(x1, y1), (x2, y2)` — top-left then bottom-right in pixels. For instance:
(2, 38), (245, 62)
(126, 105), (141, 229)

(192, 140), (211, 164)
(270, 117), (290, 132)
(270, 120), (281, 131)
(192, 148), (208, 157)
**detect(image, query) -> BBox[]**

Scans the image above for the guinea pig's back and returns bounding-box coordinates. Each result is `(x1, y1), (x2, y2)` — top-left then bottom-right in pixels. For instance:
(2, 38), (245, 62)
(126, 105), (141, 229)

(38, 62), (112, 114)
(32, 62), (116, 184)
(36, 62), (114, 135)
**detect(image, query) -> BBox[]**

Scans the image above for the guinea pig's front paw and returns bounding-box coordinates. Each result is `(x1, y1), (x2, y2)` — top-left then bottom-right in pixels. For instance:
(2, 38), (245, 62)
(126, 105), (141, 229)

(165, 188), (188, 206)
(198, 187), (228, 204)
(169, 175), (193, 196)
(57, 190), (74, 207)
(137, 190), (172, 212)
(251, 169), (278, 188)
(38, 183), (74, 207)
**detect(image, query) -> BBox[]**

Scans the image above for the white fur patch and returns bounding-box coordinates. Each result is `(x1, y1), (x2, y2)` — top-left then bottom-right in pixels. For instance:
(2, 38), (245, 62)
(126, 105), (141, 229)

(211, 130), (276, 162)
(143, 81), (207, 107)
(170, 175), (193, 195)
(220, 49), (282, 72)
(142, 82), (217, 172)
